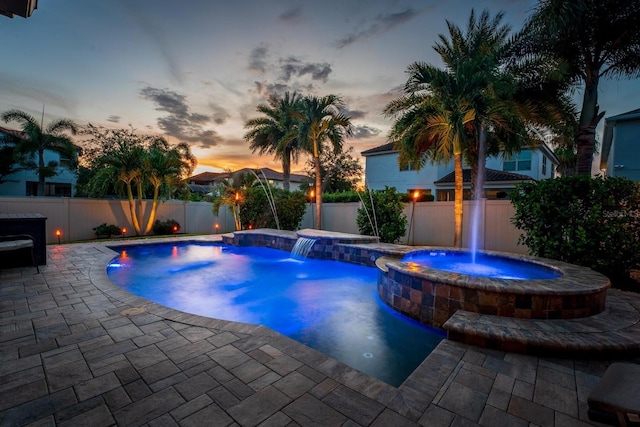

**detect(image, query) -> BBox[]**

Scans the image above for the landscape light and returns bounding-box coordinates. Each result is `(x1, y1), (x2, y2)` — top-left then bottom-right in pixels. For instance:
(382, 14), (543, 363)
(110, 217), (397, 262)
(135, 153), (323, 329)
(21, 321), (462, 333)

(55, 229), (61, 244)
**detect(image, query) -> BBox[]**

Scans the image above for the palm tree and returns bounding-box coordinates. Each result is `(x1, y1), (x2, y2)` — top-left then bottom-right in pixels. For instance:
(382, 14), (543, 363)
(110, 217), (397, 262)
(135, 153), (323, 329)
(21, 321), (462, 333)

(437, 9), (573, 198)
(2, 109), (78, 196)
(212, 172), (255, 231)
(525, 0), (640, 175)
(294, 95), (353, 229)
(385, 64), (474, 247)
(385, 9), (573, 247)
(143, 139), (197, 234)
(244, 92), (302, 191)
(86, 126), (195, 236)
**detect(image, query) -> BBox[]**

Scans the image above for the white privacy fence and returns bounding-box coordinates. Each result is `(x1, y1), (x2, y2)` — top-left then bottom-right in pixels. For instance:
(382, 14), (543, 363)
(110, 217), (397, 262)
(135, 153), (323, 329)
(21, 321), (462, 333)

(0, 197), (528, 254)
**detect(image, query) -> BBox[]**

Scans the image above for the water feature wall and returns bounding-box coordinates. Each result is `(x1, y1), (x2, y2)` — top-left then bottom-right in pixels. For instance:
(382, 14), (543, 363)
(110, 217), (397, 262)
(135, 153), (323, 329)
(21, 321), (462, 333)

(290, 237), (317, 258)
(222, 229), (382, 266)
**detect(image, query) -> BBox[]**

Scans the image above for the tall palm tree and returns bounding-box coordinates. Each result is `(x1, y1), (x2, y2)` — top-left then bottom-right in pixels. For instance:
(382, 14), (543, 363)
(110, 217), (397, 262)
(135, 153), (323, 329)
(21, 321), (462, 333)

(525, 0), (640, 175)
(2, 109), (78, 196)
(385, 64), (475, 247)
(294, 95), (353, 229)
(437, 9), (573, 197)
(244, 92), (302, 191)
(385, 9), (573, 247)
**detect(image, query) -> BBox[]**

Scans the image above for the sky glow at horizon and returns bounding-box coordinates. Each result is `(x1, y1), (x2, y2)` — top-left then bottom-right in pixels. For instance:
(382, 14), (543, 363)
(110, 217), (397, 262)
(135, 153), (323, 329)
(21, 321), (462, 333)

(1, 0), (638, 175)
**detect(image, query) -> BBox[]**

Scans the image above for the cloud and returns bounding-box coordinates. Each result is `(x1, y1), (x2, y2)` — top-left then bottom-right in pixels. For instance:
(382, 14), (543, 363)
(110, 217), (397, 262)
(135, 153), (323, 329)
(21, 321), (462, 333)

(353, 125), (382, 139)
(0, 72), (77, 114)
(139, 86), (222, 148)
(345, 109), (366, 120)
(334, 8), (420, 48)
(280, 57), (332, 82)
(208, 102), (230, 125)
(116, 0), (184, 83)
(248, 44), (269, 73)
(279, 6), (301, 22)
(106, 115), (121, 123)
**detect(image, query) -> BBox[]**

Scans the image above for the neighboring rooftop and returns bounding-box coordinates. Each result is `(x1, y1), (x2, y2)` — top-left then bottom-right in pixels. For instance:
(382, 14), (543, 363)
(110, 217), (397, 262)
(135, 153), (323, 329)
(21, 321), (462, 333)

(0, 0), (37, 18)
(600, 108), (640, 170)
(434, 168), (535, 184)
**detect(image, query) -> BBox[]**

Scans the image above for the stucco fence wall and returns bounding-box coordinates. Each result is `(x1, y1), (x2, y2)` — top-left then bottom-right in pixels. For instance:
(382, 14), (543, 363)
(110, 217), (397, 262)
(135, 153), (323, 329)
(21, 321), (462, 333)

(0, 197), (528, 254)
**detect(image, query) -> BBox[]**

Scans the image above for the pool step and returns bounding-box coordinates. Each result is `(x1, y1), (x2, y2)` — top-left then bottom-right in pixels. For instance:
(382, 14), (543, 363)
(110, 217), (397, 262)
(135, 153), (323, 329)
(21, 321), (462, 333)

(443, 289), (640, 357)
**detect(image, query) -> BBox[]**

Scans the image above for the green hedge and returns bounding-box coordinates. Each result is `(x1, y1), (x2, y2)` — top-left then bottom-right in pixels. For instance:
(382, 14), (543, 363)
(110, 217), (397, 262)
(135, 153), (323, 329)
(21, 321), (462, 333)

(511, 175), (640, 285)
(240, 187), (307, 230)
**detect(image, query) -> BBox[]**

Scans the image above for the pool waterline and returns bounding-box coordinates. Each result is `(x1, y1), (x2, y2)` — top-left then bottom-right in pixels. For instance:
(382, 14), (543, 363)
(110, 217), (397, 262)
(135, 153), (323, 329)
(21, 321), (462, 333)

(107, 242), (444, 387)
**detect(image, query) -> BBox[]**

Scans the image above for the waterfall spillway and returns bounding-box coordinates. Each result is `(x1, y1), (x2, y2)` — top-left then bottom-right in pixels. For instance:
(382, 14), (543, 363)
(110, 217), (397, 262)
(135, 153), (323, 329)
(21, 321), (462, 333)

(290, 237), (317, 259)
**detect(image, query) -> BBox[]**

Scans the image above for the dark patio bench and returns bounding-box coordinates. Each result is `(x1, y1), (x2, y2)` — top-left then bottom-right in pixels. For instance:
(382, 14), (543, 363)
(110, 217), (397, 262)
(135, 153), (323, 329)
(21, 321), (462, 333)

(588, 362), (640, 426)
(0, 234), (39, 273)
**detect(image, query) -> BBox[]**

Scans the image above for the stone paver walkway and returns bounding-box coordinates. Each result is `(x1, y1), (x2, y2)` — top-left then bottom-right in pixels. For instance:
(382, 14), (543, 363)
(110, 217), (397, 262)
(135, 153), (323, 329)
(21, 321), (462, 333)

(1, 237), (638, 426)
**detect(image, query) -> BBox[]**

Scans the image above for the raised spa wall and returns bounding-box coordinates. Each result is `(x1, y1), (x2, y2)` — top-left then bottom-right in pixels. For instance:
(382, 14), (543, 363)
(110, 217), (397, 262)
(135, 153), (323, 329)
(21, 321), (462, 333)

(378, 252), (611, 329)
(223, 229), (611, 330)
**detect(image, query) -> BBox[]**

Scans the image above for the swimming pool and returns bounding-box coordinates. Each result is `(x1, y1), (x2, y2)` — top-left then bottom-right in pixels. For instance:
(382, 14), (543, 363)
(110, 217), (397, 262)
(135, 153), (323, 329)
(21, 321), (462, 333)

(106, 242), (444, 386)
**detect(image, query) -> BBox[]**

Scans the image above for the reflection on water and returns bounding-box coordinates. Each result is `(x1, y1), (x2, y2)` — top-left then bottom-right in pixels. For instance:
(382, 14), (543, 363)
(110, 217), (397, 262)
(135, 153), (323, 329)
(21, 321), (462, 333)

(107, 242), (444, 386)
(403, 252), (561, 280)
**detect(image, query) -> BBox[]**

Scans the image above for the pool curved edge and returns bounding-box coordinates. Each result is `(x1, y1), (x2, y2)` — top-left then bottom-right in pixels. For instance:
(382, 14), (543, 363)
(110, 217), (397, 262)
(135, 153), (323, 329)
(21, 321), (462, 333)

(86, 238), (409, 393)
(376, 249), (611, 329)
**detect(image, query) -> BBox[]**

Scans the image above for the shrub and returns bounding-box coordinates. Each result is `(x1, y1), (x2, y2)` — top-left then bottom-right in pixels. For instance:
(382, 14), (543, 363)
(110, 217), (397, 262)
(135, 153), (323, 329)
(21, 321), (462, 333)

(356, 186), (407, 243)
(510, 175), (640, 284)
(240, 187), (307, 230)
(93, 223), (122, 238)
(322, 191), (360, 203)
(152, 219), (181, 235)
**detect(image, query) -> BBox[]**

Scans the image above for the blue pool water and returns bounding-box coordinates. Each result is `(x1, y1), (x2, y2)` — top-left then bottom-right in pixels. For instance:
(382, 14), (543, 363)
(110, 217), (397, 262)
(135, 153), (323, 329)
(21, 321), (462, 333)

(402, 251), (561, 280)
(107, 242), (444, 386)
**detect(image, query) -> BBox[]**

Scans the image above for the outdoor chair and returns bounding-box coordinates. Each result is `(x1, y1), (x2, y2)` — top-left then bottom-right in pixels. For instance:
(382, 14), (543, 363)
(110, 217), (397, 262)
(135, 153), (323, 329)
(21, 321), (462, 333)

(0, 234), (39, 273)
(588, 362), (640, 426)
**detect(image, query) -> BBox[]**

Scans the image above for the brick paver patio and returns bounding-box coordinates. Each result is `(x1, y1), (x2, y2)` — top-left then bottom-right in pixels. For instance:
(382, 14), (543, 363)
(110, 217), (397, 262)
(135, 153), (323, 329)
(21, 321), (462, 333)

(1, 236), (638, 426)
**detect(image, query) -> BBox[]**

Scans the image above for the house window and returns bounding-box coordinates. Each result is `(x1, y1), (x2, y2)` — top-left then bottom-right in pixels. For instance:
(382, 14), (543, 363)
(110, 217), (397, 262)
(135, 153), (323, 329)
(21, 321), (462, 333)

(504, 150), (532, 171)
(399, 163), (414, 171)
(542, 156), (548, 176)
(59, 154), (74, 169)
(26, 181), (72, 197)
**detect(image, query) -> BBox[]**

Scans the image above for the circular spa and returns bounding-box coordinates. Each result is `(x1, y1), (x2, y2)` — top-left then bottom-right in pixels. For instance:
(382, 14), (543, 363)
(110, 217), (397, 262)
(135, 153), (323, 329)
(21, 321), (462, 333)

(376, 249), (611, 328)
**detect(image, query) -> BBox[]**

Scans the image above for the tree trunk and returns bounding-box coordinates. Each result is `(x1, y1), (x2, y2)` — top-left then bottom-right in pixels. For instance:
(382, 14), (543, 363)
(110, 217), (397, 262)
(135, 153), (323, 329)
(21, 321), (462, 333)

(135, 180), (146, 235)
(454, 153), (463, 248)
(126, 183), (142, 235)
(144, 185), (160, 235)
(312, 137), (322, 229)
(475, 126), (487, 200)
(576, 76), (604, 175)
(37, 148), (45, 196)
(314, 156), (322, 230)
(282, 148), (291, 191)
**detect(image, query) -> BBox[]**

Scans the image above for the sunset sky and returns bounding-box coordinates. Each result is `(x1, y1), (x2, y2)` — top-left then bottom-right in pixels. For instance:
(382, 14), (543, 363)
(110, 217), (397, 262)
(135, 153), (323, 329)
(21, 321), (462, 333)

(2, 0), (639, 175)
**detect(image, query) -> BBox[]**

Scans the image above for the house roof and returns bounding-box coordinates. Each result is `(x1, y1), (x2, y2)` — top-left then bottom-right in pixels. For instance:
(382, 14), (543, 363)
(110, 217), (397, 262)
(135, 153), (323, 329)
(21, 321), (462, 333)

(434, 168), (535, 185)
(1, 0), (37, 19)
(361, 142), (394, 156)
(189, 171), (224, 184)
(361, 141), (559, 165)
(0, 125), (28, 140)
(0, 125), (83, 154)
(189, 168), (309, 185)
(600, 108), (640, 170)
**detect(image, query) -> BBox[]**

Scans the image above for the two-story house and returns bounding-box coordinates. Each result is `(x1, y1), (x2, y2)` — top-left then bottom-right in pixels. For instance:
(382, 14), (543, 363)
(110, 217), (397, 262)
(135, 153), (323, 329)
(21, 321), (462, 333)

(0, 126), (79, 197)
(600, 108), (640, 180)
(361, 142), (558, 200)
